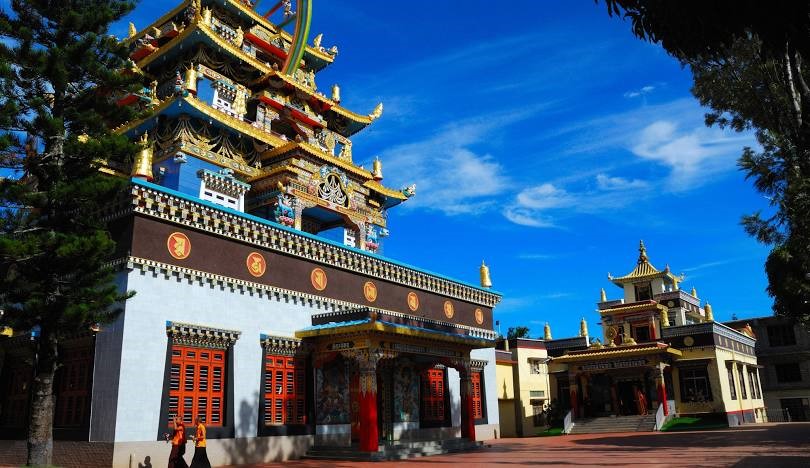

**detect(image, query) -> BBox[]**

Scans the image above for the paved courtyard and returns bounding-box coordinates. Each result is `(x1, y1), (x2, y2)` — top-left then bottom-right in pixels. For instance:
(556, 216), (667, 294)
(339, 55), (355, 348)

(243, 423), (810, 467)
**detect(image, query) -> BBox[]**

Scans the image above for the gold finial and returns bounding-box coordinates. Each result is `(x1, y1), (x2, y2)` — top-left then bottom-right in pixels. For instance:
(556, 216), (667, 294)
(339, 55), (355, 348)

(600, 288), (607, 302)
(331, 83), (341, 102)
(234, 26), (244, 48)
(132, 132), (154, 181)
(201, 6), (212, 25)
(313, 33), (323, 48)
(372, 157), (383, 181)
(660, 308), (670, 327)
(184, 64), (198, 95)
(691, 286), (698, 299)
(369, 102), (383, 119)
(638, 239), (648, 264)
(148, 80), (158, 104)
(705, 302), (714, 322)
(479, 260), (492, 288)
(579, 317), (588, 337)
(544, 322), (552, 340)
(128, 22), (137, 39)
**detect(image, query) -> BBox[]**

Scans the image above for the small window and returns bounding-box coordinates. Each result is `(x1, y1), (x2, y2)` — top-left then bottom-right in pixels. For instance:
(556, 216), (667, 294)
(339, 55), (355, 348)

(680, 366), (713, 402)
(767, 325), (797, 347)
(634, 282), (652, 301)
(775, 363), (802, 383)
(727, 365), (737, 400)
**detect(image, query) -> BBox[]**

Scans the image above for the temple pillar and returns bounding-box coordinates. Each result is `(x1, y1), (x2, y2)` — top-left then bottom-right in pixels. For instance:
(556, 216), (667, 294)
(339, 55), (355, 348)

(460, 371), (476, 441)
(569, 373), (579, 418)
(656, 366), (668, 416)
(353, 349), (382, 452)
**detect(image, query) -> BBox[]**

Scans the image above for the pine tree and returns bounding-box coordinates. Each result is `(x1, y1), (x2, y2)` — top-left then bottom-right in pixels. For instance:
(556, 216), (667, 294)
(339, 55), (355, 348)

(0, 1), (140, 464)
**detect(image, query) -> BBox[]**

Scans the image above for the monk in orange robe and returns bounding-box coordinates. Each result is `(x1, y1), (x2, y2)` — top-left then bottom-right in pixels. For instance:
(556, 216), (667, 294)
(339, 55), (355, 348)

(166, 415), (188, 468)
(190, 416), (211, 468)
(635, 387), (648, 415)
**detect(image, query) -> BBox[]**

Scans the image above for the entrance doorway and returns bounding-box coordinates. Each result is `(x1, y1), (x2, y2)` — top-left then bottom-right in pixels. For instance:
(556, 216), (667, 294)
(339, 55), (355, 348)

(616, 380), (644, 415)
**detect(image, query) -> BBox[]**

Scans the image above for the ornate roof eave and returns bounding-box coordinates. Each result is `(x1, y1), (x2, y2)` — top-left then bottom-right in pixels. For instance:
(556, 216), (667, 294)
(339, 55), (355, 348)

(599, 301), (667, 315)
(609, 270), (679, 287)
(363, 179), (408, 201)
(261, 141), (373, 179)
(124, 0), (190, 46)
(136, 21), (373, 134)
(552, 343), (681, 363)
(126, 0), (332, 70)
(294, 319), (494, 348)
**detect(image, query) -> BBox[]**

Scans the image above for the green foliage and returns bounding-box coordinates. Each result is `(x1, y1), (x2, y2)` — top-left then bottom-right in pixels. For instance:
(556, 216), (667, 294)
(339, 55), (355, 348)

(507, 326), (531, 339)
(601, 1), (810, 324)
(0, 1), (141, 464)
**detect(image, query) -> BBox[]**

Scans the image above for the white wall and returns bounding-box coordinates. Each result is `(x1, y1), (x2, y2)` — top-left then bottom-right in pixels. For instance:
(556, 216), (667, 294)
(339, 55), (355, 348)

(112, 269), (326, 442)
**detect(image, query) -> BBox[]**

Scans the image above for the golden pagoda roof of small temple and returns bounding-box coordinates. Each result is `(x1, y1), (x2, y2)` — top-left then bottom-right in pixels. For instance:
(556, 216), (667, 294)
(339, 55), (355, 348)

(608, 240), (682, 287)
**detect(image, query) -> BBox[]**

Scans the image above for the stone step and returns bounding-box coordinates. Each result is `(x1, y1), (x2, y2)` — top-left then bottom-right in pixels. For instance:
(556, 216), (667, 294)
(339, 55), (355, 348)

(569, 415), (657, 434)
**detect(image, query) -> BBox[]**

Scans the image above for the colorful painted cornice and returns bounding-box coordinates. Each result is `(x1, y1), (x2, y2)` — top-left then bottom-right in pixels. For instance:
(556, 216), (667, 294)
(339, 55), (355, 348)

(121, 180), (502, 308)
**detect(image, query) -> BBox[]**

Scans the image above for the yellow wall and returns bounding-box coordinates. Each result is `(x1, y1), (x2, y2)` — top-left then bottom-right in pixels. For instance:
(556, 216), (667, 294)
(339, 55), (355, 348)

(495, 361), (515, 400)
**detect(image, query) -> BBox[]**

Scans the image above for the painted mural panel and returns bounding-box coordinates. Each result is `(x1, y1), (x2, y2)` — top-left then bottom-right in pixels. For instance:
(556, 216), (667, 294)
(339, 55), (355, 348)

(394, 365), (419, 423)
(315, 359), (350, 424)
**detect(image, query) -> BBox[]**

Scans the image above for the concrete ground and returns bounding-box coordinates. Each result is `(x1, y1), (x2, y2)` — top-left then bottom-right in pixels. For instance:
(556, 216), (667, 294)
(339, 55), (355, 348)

(236, 422), (810, 467)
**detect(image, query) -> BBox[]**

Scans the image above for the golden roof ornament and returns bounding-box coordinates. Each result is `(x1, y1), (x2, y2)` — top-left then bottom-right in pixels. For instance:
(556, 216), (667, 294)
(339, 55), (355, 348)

(331, 83), (341, 103)
(600, 288), (607, 302)
(660, 307), (670, 327)
(369, 102), (383, 120)
(691, 286), (698, 299)
(372, 157), (383, 181)
(544, 322), (552, 340)
(704, 302), (714, 322)
(128, 22), (137, 39)
(579, 317), (588, 337)
(132, 132), (154, 181)
(184, 64), (198, 95)
(313, 33), (323, 48)
(479, 260), (492, 288)
(638, 239), (649, 264)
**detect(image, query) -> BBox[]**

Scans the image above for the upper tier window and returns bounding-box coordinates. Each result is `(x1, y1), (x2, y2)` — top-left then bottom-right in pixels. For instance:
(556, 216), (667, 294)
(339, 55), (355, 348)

(634, 282), (652, 301)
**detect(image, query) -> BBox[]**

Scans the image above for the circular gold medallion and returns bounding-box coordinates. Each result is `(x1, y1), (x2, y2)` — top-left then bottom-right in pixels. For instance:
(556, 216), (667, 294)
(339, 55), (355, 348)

(407, 292), (419, 311)
(443, 301), (454, 319)
(311, 268), (328, 291)
(363, 281), (377, 302)
(667, 300), (675, 307)
(474, 308), (484, 325)
(684, 336), (695, 346)
(246, 252), (267, 277)
(167, 232), (191, 260)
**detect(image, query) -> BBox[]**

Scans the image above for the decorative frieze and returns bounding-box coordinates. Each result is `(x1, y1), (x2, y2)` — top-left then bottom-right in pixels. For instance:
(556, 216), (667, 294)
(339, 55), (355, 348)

(261, 334), (304, 356)
(166, 320), (241, 349)
(126, 181), (501, 308)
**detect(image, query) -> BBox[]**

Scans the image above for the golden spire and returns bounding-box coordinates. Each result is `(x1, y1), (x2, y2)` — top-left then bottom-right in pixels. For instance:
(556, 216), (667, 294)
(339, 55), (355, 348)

(544, 322), (552, 340)
(313, 33), (323, 48)
(704, 302), (714, 322)
(132, 132), (154, 181)
(638, 239), (648, 264)
(331, 83), (341, 102)
(479, 260), (492, 288)
(201, 6), (212, 25)
(600, 288), (607, 302)
(579, 317), (588, 337)
(128, 22), (137, 39)
(234, 26), (244, 48)
(691, 286), (698, 299)
(372, 157), (383, 181)
(369, 102), (383, 119)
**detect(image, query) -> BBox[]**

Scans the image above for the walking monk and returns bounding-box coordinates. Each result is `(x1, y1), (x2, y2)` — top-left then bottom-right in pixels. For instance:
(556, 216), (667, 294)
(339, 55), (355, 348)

(190, 416), (211, 468)
(166, 415), (188, 468)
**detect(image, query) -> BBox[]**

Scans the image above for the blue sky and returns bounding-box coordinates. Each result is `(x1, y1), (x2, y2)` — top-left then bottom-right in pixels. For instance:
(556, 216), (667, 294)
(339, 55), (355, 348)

(112, 1), (773, 338)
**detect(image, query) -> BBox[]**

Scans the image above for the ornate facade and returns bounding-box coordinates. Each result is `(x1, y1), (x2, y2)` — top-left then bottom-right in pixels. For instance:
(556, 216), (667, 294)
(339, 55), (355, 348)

(0, 2), (500, 466)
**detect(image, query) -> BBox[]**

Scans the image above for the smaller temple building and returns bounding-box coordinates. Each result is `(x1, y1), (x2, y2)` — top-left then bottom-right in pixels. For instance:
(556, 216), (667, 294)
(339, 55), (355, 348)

(497, 242), (766, 435)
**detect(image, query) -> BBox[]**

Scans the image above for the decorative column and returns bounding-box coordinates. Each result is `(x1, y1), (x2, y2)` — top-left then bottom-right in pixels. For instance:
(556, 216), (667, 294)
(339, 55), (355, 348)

(356, 349), (381, 452)
(656, 365), (668, 416)
(569, 372), (579, 418)
(458, 359), (476, 441)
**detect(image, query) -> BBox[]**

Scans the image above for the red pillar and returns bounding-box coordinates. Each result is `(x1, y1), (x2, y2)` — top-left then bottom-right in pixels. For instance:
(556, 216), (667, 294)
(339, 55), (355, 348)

(358, 369), (379, 452)
(460, 372), (476, 441)
(570, 384), (579, 418)
(657, 369), (669, 416)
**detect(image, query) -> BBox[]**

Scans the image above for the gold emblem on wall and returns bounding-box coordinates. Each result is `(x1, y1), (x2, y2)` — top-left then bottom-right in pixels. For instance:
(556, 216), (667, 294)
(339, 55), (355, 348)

(311, 267), (328, 291)
(363, 281), (377, 302)
(167, 232), (191, 260)
(407, 292), (419, 311)
(246, 252), (267, 277)
(443, 301), (454, 319)
(474, 308), (484, 325)
(684, 335), (695, 346)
